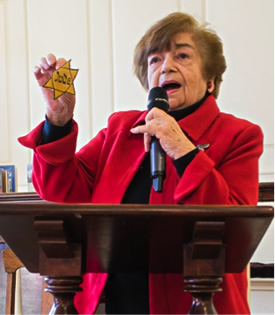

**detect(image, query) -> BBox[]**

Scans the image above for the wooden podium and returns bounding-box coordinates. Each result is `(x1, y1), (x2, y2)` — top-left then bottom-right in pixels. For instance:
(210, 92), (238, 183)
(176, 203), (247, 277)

(0, 199), (273, 314)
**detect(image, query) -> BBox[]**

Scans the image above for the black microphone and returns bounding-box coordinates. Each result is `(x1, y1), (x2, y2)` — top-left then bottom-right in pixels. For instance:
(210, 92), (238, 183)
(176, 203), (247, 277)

(147, 87), (169, 192)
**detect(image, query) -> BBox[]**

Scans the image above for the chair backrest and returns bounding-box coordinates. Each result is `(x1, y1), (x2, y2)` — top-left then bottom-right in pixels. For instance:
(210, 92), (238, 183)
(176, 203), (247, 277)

(251, 182), (274, 279)
(258, 182), (274, 202)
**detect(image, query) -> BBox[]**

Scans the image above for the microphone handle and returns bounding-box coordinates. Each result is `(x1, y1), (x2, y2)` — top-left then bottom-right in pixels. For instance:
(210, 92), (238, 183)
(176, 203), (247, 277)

(150, 136), (166, 192)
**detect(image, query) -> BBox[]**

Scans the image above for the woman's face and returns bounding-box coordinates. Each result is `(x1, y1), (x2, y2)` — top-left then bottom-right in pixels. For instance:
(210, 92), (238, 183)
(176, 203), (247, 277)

(147, 32), (213, 110)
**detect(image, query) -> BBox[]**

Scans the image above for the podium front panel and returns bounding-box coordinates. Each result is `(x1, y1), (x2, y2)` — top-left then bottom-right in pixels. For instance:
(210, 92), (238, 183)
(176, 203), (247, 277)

(0, 202), (273, 274)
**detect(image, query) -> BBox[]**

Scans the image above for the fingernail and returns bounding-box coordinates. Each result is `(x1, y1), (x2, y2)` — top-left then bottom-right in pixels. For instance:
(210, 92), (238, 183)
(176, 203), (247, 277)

(33, 66), (39, 73)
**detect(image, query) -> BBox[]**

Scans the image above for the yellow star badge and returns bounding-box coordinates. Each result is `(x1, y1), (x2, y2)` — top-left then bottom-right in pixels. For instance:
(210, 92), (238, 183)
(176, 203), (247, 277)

(43, 60), (79, 100)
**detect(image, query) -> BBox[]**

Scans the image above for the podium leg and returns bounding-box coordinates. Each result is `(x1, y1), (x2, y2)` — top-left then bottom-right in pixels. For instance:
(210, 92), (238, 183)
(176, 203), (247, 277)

(44, 276), (82, 315)
(183, 222), (225, 315)
(184, 276), (222, 314)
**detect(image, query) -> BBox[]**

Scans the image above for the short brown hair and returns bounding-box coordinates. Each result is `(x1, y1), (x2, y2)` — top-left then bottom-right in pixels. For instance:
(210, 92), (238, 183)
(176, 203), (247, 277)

(133, 12), (226, 98)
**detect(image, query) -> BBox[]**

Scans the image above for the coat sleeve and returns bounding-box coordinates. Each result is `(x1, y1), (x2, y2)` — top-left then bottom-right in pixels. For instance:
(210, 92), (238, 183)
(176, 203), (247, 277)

(174, 123), (263, 205)
(18, 120), (106, 203)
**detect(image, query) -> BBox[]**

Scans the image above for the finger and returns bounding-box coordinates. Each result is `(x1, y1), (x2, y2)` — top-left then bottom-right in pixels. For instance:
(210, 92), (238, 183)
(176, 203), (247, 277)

(33, 66), (43, 81)
(33, 62), (52, 86)
(46, 53), (57, 67)
(56, 58), (68, 69)
(131, 125), (154, 136)
(145, 107), (167, 123)
(144, 133), (151, 152)
(130, 125), (145, 134)
(39, 56), (51, 71)
(33, 65), (53, 87)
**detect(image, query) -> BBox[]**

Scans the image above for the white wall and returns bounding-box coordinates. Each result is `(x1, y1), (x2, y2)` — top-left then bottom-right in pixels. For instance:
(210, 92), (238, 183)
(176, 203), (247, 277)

(0, 0), (273, 190)
(0, 0), (274, 246)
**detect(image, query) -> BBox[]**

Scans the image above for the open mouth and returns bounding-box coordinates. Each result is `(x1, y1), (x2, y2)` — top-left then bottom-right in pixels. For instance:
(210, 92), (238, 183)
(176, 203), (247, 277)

(161, 82), (181, 92)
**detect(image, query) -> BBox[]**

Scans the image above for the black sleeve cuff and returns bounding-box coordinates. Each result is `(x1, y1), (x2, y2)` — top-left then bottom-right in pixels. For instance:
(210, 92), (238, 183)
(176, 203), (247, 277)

(42, 116), (73, 144)
(173, 147), (200, 177)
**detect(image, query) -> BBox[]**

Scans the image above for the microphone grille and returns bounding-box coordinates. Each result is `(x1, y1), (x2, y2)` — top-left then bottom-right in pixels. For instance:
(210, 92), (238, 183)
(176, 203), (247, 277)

(147, 87), (169, 112)
(148, 86), (168, 101)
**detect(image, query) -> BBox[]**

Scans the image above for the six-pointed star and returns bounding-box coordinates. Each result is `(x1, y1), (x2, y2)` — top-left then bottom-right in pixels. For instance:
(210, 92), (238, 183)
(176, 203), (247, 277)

(43, 60), (79, 100)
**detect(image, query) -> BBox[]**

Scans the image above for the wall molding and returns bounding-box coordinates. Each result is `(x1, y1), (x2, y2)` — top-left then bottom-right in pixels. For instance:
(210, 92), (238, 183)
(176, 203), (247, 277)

(251, 278), (274, 291)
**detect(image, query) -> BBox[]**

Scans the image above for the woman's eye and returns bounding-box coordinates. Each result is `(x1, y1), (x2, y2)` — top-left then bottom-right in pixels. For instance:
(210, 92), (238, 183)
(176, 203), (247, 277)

(178, 53), (187, 59)
(149, 56), (160, 64)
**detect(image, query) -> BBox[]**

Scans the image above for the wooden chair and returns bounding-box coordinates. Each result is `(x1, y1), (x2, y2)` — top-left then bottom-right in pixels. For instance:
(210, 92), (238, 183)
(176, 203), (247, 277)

(2, 247), (24, 314)
(250, 182), (274, 279)
(0, 193), (50, 314)
(0, 183), (273, 314)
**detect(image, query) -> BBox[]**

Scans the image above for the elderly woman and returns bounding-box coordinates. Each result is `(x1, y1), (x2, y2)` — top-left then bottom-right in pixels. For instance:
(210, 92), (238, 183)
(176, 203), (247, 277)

(19, 12), (262, 315)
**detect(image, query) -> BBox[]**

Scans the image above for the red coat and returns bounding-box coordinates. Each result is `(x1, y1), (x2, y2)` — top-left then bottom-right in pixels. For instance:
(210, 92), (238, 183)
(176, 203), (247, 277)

(19, 95), (263, 314)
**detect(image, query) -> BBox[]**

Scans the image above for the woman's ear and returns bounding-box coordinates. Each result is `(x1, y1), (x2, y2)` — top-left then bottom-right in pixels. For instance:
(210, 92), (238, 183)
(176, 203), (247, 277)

(207, 79), (215, 93)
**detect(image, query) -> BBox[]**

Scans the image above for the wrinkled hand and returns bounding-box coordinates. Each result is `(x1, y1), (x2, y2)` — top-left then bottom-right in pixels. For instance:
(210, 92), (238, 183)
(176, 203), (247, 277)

(131, 108), (196, 159)
(33, 53), (76, 126)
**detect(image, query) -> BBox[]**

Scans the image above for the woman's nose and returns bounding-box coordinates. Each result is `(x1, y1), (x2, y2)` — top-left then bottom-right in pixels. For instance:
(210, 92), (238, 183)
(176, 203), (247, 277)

(161, 54), (176, 73)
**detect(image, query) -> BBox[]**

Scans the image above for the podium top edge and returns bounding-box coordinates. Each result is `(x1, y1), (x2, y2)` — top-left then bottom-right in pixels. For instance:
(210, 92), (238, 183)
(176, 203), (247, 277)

(0, 202), (273, 217)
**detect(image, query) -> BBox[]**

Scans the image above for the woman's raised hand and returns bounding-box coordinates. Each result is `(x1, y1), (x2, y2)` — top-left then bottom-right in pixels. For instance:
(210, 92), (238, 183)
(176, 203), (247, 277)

(33, 53), (76, 126)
